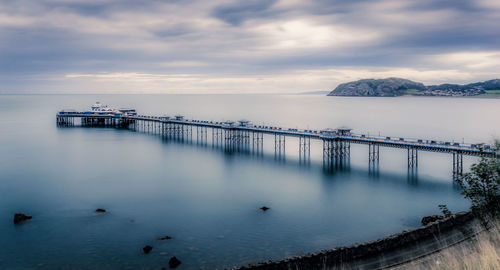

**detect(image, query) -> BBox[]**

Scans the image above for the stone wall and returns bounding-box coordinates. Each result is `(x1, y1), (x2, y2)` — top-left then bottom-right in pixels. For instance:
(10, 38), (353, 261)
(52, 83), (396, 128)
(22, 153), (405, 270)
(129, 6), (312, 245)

(236, 211), (479, 270)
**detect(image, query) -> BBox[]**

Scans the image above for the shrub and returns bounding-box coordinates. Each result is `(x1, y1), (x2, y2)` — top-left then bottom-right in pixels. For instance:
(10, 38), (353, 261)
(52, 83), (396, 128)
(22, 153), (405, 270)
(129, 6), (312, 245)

(457, 142), (500, 214)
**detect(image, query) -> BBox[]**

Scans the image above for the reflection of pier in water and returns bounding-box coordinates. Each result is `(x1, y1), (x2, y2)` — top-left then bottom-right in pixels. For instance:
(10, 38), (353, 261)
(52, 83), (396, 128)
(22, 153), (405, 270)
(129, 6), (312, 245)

(56, 111), (496, 178)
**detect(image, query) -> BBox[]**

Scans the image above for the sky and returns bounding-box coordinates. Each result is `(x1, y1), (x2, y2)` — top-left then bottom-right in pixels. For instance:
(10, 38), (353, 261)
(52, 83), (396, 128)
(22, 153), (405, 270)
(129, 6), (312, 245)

(1, 0), (500, 94)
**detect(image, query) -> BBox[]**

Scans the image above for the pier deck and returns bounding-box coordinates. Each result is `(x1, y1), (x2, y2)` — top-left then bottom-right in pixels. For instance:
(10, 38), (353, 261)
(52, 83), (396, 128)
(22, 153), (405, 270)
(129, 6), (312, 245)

(56, 110), (497, 177)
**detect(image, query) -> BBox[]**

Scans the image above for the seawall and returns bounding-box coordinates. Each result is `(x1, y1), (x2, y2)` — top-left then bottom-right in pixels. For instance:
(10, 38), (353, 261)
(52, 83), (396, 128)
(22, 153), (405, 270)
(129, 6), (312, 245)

(235, 211), (481, 270)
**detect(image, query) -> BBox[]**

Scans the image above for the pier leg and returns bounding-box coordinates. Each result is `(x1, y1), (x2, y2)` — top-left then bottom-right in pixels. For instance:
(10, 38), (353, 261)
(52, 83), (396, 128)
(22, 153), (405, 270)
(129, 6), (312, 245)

(252, 132), (263, 155)
(197, 126), (207, 144)
(453, 151), (463, 180)
(368, 143), (380, 174)
(369, 143), (379, 163)
(299, 136), (311, 164)
(407, 147), (418, 179)
(323, 139), (349, 171)
(274, 134), (286, 159)
(408, 147), (418, 168)
(224, 129), (240, 152)
(212, 128), (223, 146)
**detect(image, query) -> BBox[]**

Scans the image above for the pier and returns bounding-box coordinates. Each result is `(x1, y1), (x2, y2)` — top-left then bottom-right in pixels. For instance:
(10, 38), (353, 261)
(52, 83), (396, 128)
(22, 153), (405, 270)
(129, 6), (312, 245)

(57, 104), (497, 178)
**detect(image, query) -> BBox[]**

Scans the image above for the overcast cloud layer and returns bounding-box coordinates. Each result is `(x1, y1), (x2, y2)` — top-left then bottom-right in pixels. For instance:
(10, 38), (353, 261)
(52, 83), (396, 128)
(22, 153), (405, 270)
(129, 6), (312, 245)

(1, 0), (500, 94)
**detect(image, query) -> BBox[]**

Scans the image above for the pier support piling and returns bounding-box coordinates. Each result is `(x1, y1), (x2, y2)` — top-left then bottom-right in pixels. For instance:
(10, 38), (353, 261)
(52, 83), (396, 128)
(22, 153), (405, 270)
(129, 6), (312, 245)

(368, 143), (379, 163)
(299, 136), (311, 163)
(408, 147), (418, 168)
(252, 132), (264, 154)
(196, 126), (208, 144)
(323, 139), (350, 169)
(453, 151), (463, 180)
(224, 129), (250, 152)
(274, 134), (286, 159)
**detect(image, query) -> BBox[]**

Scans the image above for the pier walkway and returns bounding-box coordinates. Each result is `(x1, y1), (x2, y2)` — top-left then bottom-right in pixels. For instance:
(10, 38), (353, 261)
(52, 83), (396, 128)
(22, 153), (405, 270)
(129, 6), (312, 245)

(57, 108), (497, 178)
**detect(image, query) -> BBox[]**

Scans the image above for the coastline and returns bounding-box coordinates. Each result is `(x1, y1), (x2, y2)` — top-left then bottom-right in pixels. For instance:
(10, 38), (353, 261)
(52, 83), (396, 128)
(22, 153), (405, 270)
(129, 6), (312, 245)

(235, 210), (487, 270)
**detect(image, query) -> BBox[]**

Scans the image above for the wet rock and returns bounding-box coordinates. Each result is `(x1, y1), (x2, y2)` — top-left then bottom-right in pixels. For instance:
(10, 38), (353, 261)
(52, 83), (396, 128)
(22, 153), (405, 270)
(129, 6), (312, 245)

(169, 256), (181, 268)
(157, 235), (172, 241)
(94, 208), (106, 213)
(143, 245), (153, 254)
(13, 213), (32, 224)
(421, 215), (444, 226)
(260, 206), (270, 212)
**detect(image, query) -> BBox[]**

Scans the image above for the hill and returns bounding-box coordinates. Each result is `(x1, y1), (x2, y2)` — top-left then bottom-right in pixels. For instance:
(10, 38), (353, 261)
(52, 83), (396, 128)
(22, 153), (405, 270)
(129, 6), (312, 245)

(328, 78), (500, 97)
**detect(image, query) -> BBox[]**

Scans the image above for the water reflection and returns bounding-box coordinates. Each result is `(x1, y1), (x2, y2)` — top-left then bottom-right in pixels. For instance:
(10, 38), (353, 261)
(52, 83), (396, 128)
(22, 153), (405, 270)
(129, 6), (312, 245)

(407, 167), (419, 185)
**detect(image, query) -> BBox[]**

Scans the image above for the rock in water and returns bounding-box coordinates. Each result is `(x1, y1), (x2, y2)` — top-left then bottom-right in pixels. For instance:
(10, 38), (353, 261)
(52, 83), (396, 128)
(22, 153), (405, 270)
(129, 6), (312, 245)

(260, 206), (270, 211)
(421, 215), (444, 226)
(143, 245), (153, 254)
(157, 235), (172, 241)
(169, 256), (181, 268)
(13, 213), (32, 224)
(94, 208), (106, 213)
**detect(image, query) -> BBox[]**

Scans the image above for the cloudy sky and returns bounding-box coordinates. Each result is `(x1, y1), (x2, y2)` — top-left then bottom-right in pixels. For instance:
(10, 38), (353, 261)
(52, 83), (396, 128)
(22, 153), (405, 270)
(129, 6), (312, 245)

(1, 0), (500, 94)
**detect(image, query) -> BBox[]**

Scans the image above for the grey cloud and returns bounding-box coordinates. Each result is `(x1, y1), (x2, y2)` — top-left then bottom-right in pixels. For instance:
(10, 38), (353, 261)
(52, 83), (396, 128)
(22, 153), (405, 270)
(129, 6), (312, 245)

(1, 0), (500, 93)
(212, 0), (278, 25)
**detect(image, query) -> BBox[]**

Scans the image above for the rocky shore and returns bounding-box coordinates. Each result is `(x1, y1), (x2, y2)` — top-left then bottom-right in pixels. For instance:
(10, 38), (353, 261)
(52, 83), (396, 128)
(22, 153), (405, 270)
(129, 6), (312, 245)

(235, 211), (483, 270)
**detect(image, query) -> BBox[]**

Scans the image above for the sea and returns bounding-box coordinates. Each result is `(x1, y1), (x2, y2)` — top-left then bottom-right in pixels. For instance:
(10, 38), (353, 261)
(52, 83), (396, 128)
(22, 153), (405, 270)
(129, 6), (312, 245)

(1, 94), (499, 269)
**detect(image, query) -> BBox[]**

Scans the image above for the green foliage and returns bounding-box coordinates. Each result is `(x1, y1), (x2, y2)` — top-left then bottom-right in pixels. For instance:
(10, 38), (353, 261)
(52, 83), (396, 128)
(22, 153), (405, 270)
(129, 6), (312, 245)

(457, 143), (500, 214)
(479, 90), (500, 97)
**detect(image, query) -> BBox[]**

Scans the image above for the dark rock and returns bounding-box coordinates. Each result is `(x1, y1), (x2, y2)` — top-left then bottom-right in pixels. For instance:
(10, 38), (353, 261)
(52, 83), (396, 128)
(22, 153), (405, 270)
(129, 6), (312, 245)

(421, 215), (444, 226)
(94, 208), (106, 213)
(169, 256), (181, 268)
(143, 245), (153, 254)
(13, 213), (32, 224)
(157, 235), (172, 241)
(260, 206), (270, 211)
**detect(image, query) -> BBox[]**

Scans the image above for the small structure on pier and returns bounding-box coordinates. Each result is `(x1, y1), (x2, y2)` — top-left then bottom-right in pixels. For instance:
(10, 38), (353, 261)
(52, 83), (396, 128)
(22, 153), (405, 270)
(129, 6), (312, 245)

(91, 102), (102, 111)
(238, 120), (250, 127)
(337, 128), (352, 136)
(58, 109), (77, 115)
(118, 108), (137, 116)
(320, 128), (338, 137)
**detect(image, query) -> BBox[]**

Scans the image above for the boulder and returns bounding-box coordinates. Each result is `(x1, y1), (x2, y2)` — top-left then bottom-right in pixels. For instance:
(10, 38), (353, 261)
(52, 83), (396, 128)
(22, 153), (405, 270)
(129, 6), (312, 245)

(157, 235), (172, 241)
(260, 206), (270, 212)
(421, 215), (444, 226)
(169, 256), (181, 268)
(143, 245), (153, 254)
(94, 208), (106, 213)
(13, 213), (32, 224)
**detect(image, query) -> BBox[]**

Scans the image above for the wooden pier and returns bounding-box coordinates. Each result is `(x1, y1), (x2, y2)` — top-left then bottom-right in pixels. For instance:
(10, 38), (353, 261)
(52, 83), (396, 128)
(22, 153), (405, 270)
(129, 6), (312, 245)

(57, 111), (497, 178)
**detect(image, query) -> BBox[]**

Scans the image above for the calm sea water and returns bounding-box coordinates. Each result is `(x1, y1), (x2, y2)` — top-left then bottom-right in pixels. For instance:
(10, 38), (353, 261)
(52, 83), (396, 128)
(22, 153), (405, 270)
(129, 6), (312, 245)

(1, 94), (499, 269)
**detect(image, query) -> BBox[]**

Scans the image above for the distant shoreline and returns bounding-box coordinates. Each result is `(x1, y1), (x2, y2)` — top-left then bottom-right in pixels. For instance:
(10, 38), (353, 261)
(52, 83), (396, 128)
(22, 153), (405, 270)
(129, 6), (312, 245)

(328, 78), (500, 98)
(0, 92), (499, 98)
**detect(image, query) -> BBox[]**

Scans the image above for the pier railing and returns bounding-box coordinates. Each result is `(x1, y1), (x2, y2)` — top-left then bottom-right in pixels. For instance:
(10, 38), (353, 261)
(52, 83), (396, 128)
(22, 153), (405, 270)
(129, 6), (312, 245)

(56, 112), (497, 178)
